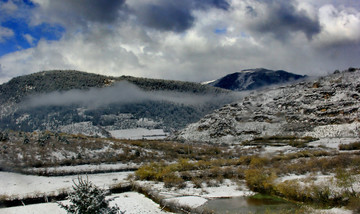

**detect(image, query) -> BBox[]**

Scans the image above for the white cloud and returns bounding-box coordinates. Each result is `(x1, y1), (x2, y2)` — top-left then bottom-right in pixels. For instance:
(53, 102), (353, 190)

(23, 81), (235, 109)
(0, 0), (359, 84)
(0, 31), (144, 77)
(0, 26), (14, 43)
(0, 0), (18, 14)
(314, 4), (360, 46)
(23, 33), (35, 45)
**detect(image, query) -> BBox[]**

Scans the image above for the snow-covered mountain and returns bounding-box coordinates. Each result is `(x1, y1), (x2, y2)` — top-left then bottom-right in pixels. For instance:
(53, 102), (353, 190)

(0, 70), (234, 137)
(207, 68), (307, 91)
(177, 68), (360, 144)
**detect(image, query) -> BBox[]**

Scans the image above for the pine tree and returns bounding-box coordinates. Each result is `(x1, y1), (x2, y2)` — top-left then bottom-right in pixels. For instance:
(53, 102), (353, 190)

(58, 176), (124, 214)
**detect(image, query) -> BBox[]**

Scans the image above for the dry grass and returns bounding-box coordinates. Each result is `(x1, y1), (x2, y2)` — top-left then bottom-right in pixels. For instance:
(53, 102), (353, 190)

(0, 131), (240, 171)
(2, 130), (360, 211)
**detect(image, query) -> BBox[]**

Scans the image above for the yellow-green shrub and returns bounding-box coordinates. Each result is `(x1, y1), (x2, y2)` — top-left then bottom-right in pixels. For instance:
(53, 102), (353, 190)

(163, 173), (185, 189)
(135, 162), (164, 180)
(244, 168), (277, 194)
(249, 156), (270, 168)
(275, 180), (311, 202)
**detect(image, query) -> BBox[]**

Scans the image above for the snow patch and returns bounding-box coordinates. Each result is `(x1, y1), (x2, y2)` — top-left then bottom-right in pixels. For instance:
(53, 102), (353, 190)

(201, 80), (216, 85)
(164, 196), (208, 208)
(305, 123), (360, 138)
(15, 114), (30, 124)
(58, 122), (106, 137)
(261, 145), (294, 155)
(309, 138), (360, 149)
(110, 128), (168, 140)
(136, 179), (254, 209)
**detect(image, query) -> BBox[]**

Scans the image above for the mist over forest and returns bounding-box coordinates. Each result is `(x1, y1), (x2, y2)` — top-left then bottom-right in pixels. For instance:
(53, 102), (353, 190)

(22, 81), (242, 109)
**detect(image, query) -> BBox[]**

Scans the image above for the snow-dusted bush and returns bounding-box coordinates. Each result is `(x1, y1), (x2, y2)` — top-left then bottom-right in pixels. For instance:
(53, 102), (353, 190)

(58, 176), (124, 214)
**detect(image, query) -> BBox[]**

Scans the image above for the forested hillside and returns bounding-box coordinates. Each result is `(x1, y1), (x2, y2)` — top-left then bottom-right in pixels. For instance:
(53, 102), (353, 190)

(0, 70), (233, 135)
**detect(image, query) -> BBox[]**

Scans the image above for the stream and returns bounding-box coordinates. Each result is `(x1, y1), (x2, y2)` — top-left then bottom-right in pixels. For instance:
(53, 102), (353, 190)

(202, 194), (299, 214)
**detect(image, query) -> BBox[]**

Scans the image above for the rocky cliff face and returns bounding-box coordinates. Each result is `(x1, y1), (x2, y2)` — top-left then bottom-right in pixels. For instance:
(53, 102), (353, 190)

(178, 69), (360, 144)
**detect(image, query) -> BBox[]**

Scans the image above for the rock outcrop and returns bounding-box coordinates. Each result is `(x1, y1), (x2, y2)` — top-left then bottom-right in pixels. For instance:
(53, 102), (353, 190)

(178, 69), (360, 144)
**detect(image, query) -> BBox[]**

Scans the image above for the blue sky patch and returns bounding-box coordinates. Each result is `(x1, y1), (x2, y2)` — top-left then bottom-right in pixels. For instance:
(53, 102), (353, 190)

(0, 19), (64, 56)
(214, 28), (227, 35)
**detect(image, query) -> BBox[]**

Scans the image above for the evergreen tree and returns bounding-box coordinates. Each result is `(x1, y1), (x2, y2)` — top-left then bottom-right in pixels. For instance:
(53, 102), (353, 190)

(58, 176), (124, 214)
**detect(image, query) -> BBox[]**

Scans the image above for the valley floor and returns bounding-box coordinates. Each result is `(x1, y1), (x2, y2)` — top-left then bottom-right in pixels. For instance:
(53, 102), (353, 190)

(0, 171), (354, 214)
(0, 136), (360, 213)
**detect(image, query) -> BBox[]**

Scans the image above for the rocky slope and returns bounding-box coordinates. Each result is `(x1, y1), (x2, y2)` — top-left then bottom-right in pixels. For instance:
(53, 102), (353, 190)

(207, 68), (306, 91)
(178, 68), (360, 144)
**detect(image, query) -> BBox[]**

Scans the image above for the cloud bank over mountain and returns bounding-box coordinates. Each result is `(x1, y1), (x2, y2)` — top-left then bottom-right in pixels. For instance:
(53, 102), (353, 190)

(23, 81), (240, 109)
(0, 0), (359, 83)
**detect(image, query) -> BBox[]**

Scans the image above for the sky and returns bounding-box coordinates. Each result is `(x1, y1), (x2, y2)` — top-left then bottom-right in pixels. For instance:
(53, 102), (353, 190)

(0, 0), (359, 84)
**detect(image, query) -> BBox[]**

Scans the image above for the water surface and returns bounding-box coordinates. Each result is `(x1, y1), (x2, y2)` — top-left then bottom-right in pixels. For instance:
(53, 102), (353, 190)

(203, 195), (298, 214)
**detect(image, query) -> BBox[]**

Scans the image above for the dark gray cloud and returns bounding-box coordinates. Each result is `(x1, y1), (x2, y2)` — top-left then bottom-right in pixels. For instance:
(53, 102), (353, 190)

(133, 0), (229, 32)
(31, 0), (229, 33)
(194, 0), (230, 11)
(135, 2), (194, 33)
(248, 0), (321, 40)
(246, 6), (257, 17)
(31, 0), (127, 30)
(62, 0), (126, 23)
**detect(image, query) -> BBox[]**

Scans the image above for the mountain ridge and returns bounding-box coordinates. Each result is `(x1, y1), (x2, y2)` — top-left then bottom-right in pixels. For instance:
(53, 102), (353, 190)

(0, 70), (228, 104)
(207, 68), (307, 91)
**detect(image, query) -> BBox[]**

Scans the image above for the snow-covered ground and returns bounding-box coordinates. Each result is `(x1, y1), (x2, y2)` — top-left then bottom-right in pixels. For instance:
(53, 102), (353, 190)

(277, 172), (360, 201)
(0, 192), (169, 214)
(310, 207), (352, 214)
(309, 138), (360, 149)
(0, 172), (252, 213)
(58, 121), (107, 137)
(137, 179), (254, 209)
(304, 123), (360, 139)
(110, 128), (168, 140)
(0, 171), (131, 200)
(164, 196), (208, 209)
(261, 145), (295, 155)
(0, 170), (356, 213)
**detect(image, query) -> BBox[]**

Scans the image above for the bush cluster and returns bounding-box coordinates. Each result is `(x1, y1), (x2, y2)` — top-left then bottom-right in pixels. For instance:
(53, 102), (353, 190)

(339, 142), (360, 150)
(242, 156), (360, 208)
(135, 157), (252, 188)
(135, 152), (360, 211)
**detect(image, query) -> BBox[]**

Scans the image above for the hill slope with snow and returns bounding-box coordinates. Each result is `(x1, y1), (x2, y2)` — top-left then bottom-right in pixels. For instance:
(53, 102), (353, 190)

(178, 68), (360, 143)
(0, 70), (234, 135)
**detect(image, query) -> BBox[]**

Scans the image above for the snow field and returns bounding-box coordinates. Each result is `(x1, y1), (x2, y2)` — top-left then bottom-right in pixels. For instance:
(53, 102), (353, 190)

(0, 192), (169, 214)
(110, 128), (168, 140)
(0, 171), (131, 200)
